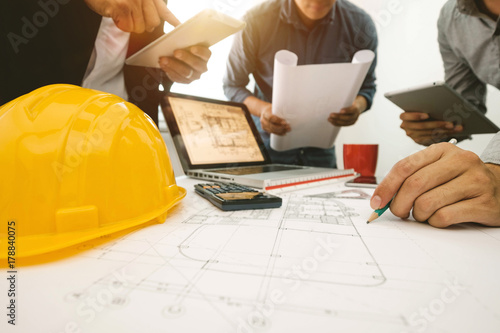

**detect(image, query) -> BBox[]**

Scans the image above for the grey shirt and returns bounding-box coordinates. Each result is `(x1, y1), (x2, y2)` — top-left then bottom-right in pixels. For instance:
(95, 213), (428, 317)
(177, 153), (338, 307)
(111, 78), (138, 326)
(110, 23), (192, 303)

(438, 0), (500, 113)
(223, 0), (377, 109)
(438, 0), (500, 164)
(482, 132), (500, 164)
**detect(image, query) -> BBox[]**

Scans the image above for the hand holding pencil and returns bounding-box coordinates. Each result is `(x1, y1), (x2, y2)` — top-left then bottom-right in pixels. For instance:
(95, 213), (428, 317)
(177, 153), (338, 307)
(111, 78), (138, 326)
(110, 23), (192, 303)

(367, 139), (500, 227)
(367, 139), (456, 223)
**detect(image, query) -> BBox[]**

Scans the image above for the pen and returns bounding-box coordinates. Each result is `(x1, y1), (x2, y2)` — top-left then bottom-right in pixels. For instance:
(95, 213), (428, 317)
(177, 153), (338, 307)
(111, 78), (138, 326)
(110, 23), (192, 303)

(366, 138), (458, 223)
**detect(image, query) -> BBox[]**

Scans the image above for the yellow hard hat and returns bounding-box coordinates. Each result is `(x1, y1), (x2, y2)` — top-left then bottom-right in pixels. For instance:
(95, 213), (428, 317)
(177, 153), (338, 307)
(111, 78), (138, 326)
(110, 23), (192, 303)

(0, 84), (186, 260)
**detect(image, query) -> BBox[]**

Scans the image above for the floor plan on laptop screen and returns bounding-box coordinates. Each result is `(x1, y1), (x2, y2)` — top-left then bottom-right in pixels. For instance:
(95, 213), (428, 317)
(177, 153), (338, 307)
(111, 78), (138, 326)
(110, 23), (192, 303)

(168, 97), (265, 165)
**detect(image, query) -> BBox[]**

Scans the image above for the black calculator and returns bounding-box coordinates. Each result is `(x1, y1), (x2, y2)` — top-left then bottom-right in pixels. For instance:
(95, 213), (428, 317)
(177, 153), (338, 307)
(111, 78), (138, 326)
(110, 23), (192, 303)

(194, 183), (282, 211)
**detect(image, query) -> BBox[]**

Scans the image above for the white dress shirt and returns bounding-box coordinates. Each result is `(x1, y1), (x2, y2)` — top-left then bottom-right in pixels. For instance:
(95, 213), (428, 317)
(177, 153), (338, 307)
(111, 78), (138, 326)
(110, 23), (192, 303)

(82, 17), (130, 100)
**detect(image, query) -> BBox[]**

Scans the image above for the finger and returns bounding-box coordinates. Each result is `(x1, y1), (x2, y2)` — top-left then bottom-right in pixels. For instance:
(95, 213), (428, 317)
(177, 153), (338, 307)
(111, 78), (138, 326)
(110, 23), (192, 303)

(160, 57), (201, 80)
(270, 123), (290, 135)
(407, 126), (464, 145)
(112, 6), (134, 32)
(142, 0), (161, 32)
(159, 57), (195, 83)
(131, 3), (146, 33)
(329, 114), (358, 126)
(190, 45), (212, 62)
(163, 70), (191, 84)
(261, 108), (287, 123)
(404, 128), (452, 138)
(411, 135), (441, 146)
(264, 112), (287, 125)
(330, 115), (358, 123)
(401, 120), (455, 131)
(371, 142), (455, 210)
(173, 49), (208, 74)
(427, 197), (499, 228)
(411, 176), (469, 222)
(400, 112), (430, 121)
(339, 107), (357, 115)
(262, 114), (290, 135)
(405, 130), (453, 146)
(261, 118), (287, 135)
(154, 0), (181, 26)
(329, 119), (355, 127)
(329, 112), (357, 120)
(390, 145), (468, 219)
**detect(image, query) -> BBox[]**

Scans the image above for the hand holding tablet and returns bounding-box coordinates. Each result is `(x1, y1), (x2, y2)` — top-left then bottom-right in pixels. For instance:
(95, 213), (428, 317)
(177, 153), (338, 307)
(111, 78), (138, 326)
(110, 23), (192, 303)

(385, 81), (500, 145)
(126, 9), (246, 68)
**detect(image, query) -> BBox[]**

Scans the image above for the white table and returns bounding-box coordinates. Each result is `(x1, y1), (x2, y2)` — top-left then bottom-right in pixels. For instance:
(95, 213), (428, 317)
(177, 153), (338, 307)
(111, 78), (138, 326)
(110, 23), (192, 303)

(2, 177), (500, 332)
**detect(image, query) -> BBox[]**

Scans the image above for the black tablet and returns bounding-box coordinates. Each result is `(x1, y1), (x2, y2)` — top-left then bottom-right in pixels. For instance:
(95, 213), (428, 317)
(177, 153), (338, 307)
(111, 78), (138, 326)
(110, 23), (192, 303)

(384, 81), (499, 136)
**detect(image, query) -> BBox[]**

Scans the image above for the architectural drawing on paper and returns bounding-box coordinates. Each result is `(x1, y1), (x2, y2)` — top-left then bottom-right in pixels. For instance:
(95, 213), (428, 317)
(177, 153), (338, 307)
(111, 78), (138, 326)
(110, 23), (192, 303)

(61, 191), (488, 332)
(66, 193), (412, 330)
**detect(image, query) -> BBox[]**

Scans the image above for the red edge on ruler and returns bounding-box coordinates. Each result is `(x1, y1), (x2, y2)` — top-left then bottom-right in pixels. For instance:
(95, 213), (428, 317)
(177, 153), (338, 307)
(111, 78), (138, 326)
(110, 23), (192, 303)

(264, 173), (356, 191)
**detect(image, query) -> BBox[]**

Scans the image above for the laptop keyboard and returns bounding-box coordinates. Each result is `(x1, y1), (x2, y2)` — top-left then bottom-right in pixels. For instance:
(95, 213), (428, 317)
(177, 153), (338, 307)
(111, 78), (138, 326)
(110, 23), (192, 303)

(210, 165), (303, 175)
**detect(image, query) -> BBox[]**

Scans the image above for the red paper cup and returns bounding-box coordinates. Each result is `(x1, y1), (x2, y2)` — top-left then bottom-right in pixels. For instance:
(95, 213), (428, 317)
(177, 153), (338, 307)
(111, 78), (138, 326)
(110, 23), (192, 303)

(343, 144), (378, 177)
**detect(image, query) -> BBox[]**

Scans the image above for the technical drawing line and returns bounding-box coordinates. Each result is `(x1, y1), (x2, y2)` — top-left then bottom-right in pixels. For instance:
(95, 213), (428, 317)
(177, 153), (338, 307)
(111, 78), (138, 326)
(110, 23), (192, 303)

(143, 239), (238, 329)
(349, 217), (387, 286)
(254, 199), (289, 304)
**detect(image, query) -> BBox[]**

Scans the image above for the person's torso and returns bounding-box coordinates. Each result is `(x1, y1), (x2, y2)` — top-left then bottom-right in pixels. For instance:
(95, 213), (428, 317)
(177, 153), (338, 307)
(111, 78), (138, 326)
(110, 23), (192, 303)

(246, 0), (376, 102)
(440, 0), (500, 90)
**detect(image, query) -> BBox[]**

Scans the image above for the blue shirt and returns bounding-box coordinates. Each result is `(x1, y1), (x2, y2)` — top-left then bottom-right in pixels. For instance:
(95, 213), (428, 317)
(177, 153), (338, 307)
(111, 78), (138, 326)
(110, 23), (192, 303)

(223, 0), (378, 168)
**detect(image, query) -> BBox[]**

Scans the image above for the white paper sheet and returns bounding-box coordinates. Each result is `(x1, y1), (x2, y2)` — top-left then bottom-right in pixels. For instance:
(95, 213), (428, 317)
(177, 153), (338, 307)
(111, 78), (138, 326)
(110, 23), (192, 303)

(271, 50), (375, 151)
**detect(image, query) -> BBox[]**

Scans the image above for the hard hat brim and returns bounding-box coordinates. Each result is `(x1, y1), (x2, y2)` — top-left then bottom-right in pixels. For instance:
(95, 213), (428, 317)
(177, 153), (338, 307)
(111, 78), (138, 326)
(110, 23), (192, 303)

(2, 186), (186, 261)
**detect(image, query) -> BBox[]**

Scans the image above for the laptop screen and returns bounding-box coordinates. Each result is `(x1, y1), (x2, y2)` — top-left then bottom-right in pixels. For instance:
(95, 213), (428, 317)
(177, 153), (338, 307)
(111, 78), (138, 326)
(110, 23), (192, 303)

(162, 93), (271, 170)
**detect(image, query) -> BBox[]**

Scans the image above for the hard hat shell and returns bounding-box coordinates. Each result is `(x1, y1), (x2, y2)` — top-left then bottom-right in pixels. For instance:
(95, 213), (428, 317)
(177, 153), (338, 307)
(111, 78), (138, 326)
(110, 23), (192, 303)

(0, 84), (186, 259)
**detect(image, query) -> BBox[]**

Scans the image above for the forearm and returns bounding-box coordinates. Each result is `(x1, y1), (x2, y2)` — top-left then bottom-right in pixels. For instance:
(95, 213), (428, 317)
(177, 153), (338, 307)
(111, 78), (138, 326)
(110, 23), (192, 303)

(243, 95), (271, 118)
(354, 95), (368, 113)
(223, 83), (253, 104)
(357, 44), (377, 112)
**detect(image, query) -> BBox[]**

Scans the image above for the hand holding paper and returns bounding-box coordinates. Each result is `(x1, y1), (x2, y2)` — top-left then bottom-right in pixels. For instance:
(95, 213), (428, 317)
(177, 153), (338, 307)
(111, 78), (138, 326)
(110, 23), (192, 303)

(271, 50), (375, 151)
(260, 102), (291, 136)
(328, 95), (368, 127)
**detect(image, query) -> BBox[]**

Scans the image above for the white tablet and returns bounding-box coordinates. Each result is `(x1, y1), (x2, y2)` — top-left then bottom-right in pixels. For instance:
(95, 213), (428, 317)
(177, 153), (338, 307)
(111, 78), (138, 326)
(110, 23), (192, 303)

(125, 9), (245, 68)
(385, 81), (499, 136)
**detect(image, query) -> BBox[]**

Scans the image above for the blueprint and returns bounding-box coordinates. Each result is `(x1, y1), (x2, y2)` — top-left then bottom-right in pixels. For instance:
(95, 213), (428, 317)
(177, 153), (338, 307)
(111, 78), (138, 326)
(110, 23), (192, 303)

(168, 96), (265, 164)
(2, 177), (500, 332)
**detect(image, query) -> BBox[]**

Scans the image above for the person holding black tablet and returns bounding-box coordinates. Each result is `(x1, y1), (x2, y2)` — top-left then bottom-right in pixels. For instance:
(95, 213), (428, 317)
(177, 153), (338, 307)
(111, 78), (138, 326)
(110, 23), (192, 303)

(399, 0), (500, 146)
(373, 0), (500, 226)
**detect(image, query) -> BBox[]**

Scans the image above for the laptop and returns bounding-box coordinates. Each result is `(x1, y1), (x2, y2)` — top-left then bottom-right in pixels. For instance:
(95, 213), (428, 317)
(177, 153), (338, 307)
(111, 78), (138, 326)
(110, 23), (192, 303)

(161, 93), (356, 191)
